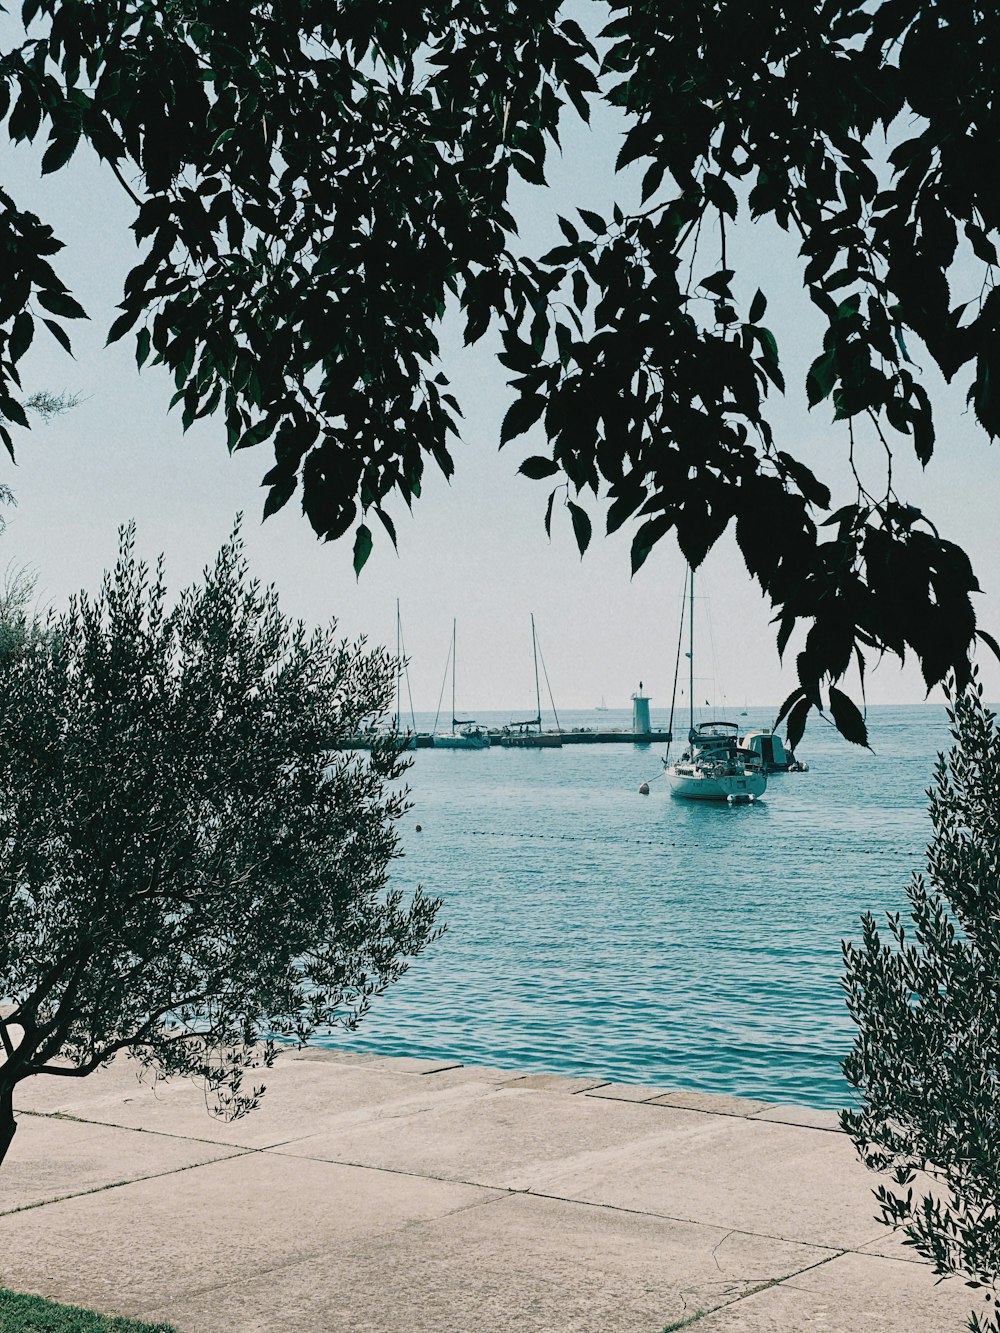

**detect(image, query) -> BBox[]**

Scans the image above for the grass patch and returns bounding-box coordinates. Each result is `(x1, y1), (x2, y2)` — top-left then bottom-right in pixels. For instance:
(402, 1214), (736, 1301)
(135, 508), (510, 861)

(0, 1288), (176, 1332)
(661, 1313), (707, 1331)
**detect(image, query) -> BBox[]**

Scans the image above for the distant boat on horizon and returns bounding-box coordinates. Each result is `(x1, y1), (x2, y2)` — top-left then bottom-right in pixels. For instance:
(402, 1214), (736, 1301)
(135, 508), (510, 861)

(594, 696), (609, 712)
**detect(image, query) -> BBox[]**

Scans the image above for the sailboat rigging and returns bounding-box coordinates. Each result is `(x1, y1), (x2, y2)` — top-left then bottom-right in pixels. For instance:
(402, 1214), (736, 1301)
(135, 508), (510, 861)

(432, 620), (490, 749)
(500, 614), (563, 747)
(662, 570), (766, 803)
(392, 600), (419, 750)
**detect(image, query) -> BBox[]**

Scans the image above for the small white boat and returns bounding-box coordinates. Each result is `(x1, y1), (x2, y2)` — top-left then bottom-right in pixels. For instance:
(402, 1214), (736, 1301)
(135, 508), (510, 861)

(662, 571), (766, 803)
(434, 723), (491, 750)
(741, 729), (808, 774)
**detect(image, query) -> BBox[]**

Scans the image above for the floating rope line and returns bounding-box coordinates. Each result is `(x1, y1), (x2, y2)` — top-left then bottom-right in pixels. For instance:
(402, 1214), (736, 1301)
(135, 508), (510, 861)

(450, 829), (917, 856)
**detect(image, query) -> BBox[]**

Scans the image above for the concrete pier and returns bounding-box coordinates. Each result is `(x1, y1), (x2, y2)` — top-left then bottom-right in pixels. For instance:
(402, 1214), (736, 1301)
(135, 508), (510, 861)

(2, 1049), (988, 1331)
(553, 729), (669, 745)
(341, 730), (671, 750)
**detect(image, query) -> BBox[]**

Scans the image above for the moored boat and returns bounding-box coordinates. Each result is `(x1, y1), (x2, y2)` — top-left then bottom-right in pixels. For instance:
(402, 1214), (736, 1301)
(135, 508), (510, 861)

(662, 571), (766, 803)
(492, 614), (563, 748)
(666, 722), (766, 802)
(434, 723), (491, 749)
(432, 621), (491, 749)
(740, 728), (808, 774)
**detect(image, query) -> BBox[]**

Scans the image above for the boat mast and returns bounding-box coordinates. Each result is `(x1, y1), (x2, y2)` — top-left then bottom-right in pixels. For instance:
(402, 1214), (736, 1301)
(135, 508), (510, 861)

(451, 618), (457, 729)
(665, 570), (687, 759)
(531, 612), (542, 733)
(395, 599), (402, 732)
(688, 567), (695, 738)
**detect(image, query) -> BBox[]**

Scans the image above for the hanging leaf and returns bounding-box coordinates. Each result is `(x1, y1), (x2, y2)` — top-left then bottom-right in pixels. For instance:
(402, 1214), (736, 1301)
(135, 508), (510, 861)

(352, 524), (373, 576)
(500, 395), (546, 445)
(828, 686), (870, 748)
(976, 628), (1000, 665)
(785, 695), (812, 753)
(41, 133), (80, 175)
(567, 500), (591, 555)
(519, 455), (559, 479)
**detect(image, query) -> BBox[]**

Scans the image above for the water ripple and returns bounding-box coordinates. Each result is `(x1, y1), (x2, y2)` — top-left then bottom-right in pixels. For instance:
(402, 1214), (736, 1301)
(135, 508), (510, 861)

(318, 704), (950, 1109)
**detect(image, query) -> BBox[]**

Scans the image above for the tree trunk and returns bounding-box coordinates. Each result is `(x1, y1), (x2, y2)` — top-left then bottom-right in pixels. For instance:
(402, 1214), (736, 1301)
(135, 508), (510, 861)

(0, 1083), (16, 1168)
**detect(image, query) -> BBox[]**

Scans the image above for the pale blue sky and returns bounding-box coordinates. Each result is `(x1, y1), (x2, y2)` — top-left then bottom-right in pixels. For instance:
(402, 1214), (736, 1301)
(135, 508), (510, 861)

(3, 26), (999, 722)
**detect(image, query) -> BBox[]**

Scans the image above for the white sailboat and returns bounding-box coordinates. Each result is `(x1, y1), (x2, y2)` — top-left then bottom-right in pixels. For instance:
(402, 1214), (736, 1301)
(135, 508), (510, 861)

(662, 571), (766, 803)
(391, 600), (417, 750)
(499, 614), (563, 747)
(433, 621), (490, 749)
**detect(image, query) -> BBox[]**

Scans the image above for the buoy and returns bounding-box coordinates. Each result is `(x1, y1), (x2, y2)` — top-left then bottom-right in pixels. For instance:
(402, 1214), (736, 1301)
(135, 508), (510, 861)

(415, 823), (423, 832)
(638, 782), (650, 795)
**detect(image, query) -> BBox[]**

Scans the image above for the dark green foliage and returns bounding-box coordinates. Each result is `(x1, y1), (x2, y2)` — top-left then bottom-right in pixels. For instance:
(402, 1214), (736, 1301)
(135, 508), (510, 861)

(843, 680), (1000, 1331)
(1, 4), (999, 737)
(0, 522), (439, 1165)
(0, 1287), (176, 1332)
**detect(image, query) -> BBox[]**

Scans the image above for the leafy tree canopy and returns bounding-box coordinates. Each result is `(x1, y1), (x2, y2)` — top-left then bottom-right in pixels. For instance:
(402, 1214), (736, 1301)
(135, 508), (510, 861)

(0, 521), (438, 1166)
(2, 1), (999, 741)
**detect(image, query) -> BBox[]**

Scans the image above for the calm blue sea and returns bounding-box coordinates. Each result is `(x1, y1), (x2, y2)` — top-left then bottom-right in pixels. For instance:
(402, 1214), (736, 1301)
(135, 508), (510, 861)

(319, 703), (954, 1109)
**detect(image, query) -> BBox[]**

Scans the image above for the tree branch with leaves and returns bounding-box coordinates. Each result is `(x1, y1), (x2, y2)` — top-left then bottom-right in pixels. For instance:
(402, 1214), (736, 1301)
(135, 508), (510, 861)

(2, 2), (999, 742)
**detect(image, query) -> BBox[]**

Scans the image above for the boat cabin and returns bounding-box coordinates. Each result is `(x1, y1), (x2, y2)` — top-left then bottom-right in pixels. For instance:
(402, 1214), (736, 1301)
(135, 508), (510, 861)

(683, 721), (742, 762)
(740, 729), (792, 772)
(688, 720), (738, 745)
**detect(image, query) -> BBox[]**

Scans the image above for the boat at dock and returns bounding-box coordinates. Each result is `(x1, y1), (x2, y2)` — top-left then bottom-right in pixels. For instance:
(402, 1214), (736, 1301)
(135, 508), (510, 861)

(437, 725), (490, 746)
(662, 572), (766, 803)
(432, 621), (490, 749)
(493, 615), (563, 748)
(495, 725), (563, 749)
(389, 600), (424, 750)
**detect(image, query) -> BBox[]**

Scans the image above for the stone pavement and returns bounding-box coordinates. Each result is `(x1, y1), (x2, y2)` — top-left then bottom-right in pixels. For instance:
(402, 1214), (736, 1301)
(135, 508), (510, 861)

(0, 1050), (988, 1332)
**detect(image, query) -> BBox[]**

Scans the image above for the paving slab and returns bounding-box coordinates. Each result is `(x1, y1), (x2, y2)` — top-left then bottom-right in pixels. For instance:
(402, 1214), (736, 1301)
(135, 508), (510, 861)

(751, 1104), (842, 1132)
(647, 1090), (777, 1118)
(858, 1227), (930, 1264)
(0, 1051), (961, 1332)
(276, 1083), (693, 1191)
(0, 1114), (238, 1214)
(497, 1073), (610, 1094)
(13, 1054), (503, 1150)
(688, 1249), (991, 1331)
(288, 1048), (462, 1075)
(140, 1191), (834, 1333)
(584, 1081), (681, 1103)
(531, 1113), (884, 1250)
(0, 1151), (496, 1319)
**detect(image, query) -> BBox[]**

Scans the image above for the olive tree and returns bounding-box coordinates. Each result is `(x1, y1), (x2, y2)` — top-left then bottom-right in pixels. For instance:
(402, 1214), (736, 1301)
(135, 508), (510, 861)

(0, 522), (439, 1166)
(842, 681), (1000, 1332)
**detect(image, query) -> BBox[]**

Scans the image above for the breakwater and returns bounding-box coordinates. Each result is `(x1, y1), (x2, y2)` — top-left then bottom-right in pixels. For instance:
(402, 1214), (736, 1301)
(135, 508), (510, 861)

(341, 728), (672, 750)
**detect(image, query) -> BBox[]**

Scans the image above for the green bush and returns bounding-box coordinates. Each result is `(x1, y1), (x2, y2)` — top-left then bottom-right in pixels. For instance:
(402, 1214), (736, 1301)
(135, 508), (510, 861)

(843, 680), (1000, 1332)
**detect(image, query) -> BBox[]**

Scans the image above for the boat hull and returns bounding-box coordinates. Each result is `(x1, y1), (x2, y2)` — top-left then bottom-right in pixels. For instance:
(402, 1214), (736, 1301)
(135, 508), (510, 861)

(433, 734), (491, 750)
(666, 768), (766, 802)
